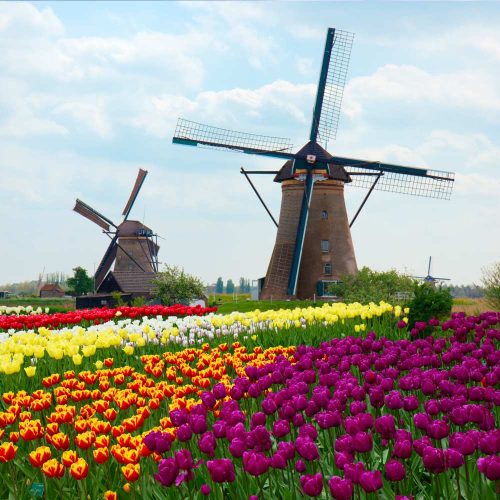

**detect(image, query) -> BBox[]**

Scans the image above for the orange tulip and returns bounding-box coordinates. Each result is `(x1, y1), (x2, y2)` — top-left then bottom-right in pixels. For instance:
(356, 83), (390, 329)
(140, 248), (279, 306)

(9, 432), (19, 442)
(94, 434), (110, 448)
(42, 459), (65, 478)
(75, 431), (94, 450)
(28, 446), (51, 467)
(121, 463), (140, 482)
(103, 408), (117, 422)
(104, 358), (114, 367)
(70, 458), (89, 480)
(104, 491), (117, 500)
(123, 483), (131, 493)
(0, 442), (17, 462)
(61, 450), (78, 467)
(19, 420), (44, 441)
(93, 447), (109, 464)
(51, 432), (70, 451)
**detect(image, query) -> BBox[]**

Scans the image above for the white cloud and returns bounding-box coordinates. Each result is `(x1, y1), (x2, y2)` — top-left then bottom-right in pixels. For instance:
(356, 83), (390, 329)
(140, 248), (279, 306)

(0, 107), (67, 138)
(0, 2), (64, 36)
(131, 80), (316, 139)
(344, 64), (500, 118)
(54, 100), (112, 139)
(296, 57), (315, 76)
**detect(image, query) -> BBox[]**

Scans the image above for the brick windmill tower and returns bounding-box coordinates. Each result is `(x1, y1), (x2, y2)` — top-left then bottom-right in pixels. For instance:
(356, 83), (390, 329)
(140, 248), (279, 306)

(172, 28), (454, 299)
(73, 169), (159, 296)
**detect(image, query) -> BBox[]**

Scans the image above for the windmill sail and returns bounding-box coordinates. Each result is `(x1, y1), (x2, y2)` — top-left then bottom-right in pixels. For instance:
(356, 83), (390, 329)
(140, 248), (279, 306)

(310, 29), (354, 146)
(336, 156), (455, 200)
(123, 169), (148, 219)
(173, 119), (294, 160)
(94, 235), (119, 289)
(74, 199), (116, 231)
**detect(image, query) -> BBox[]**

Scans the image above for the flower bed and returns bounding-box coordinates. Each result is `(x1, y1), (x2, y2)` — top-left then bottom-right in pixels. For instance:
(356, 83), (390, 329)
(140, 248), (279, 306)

(0, 302), (403, 374)
(0, 305), (50, 316)
(0, 310), (498, 498)
(0, 304), (217, 332)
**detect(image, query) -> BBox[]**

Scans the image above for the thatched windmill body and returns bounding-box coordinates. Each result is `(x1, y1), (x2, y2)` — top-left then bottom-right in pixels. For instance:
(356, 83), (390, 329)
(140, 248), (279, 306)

(173, 28), (455, 299)
(73, 169), (159, 293)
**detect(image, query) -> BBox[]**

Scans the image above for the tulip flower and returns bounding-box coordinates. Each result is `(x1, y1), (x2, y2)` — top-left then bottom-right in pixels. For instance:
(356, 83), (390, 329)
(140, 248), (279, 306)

(207, 458), (235, 483)
(70, 458), (89, 480)
(0, 442), (17, 463)
(300, 473), (323, 497)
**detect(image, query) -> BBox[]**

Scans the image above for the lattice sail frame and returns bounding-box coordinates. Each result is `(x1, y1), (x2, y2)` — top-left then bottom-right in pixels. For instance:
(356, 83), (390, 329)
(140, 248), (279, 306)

(174, 118), (294, 155)
(316, 29), (354, 146)
(346, 166), (454, 200)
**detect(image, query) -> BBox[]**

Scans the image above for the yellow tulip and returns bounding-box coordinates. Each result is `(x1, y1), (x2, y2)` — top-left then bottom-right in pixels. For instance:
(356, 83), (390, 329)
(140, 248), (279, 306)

(24, 366), (36, 377)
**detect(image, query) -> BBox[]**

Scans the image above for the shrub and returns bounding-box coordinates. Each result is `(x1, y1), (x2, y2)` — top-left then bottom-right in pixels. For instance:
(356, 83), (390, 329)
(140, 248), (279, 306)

(153, 265), (205, 306)
(407, 282), (453, 327)
(481, 262), (500, 310)
(335, 267), (414, 304)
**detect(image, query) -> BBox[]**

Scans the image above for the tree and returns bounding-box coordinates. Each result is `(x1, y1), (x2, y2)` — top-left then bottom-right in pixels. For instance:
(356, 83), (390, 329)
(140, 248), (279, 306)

(407, 282), (453, 328)
(481, 262), (500, 309)
(153, 265), (205, 305)
(239, 277), (245, 294)
(66, 267), (93, 296)
(215, 277), (224, 294)
(226, 279), (235, 294)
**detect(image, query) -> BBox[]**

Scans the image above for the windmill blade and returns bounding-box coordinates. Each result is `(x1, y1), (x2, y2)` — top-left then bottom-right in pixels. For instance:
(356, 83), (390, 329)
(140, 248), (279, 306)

(432, 277), (450, 281)
(334, 156), (455, 199)
(428, 256), (432, 276)
(173, 118), (295, 160)
(74, 199), (116, 231)
(94, 235), (119, 289)
(123, 169), (148, 220)
(288, 167), (315, 296)
(310, 28), (354, 146)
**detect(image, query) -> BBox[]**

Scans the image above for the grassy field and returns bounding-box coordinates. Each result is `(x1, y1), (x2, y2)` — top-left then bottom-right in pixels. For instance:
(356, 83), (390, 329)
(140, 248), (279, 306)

(0, 294), (494, 316)
(451, 297), (491, 315)
(0, 297), (75, 312)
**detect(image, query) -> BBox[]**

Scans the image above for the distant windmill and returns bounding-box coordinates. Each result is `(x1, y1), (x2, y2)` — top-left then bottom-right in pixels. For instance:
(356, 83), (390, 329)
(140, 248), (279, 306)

(73, 169), (159, 291)
(172, 27), (455, 300)
(413, 256), (450, 284)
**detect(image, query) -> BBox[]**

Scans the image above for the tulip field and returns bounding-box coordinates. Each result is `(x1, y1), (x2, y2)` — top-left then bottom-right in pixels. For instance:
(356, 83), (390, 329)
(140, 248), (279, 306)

(0, 303), (498, 499)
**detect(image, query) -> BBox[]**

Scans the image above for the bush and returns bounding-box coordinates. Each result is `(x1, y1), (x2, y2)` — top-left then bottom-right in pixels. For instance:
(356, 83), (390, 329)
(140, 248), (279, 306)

(407, 282), (453, 327)
(481, 262), (500, 310)
(335, 267), (414, 304)
(153, 265), (205, 306)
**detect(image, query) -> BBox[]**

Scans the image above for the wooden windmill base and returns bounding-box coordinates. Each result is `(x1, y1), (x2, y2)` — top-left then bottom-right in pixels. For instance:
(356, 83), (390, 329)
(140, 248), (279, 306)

(260, 180), (357, 300)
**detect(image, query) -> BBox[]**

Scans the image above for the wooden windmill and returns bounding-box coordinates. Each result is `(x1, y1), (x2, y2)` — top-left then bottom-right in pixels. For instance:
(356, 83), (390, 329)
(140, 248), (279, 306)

(73, 169), (159, 294)
(172, 28), (455, 300)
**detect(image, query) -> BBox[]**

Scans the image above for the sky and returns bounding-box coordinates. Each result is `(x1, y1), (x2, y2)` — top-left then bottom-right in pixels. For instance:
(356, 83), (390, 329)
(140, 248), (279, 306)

(0, 1), (499, 286)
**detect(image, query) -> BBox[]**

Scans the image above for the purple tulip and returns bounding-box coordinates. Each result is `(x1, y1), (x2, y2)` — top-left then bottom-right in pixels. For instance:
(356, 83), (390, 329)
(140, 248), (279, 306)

(198, 432), (216, 457)
(422, 447), (446, 474)
(270, 452), (287, 469)
(229, 438), (246, 458)
(359, 470), (383, 493)
(393, 439), (412, 459)
(375, 415), (396, 439)
(200, 484), (211, 496)
(212, 383), (227, 400)
(243, 451), (270, 476)
(170, 409), (188, 427)
(154, 458), (179, 487)
(328, 476), (353, 500)
(344, 462), (365, 484)
(477, 456), (500, 481)
(445, 449), (464, 469)
(176, 423), (193, 442)
(295, 459), (306, 473)
(300, 473), (323, 497)
(175, 449), (194, 470)
(352, 432), (373, 453)
(201, 391), (216, 409)
(385, 459), (406, 482)
(277, 441), (295, 460)
(273, 419), (290, 438)
(207, 459), (235, 483)
(426, 420), (450, 440)
(295, 436), (320, 461)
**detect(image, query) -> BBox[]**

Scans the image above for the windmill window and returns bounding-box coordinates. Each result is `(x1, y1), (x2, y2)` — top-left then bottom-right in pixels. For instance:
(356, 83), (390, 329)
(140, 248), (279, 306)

(321, 240), (330, 252)
(321, 210), (328, 219)
(324, 263), (332, 275)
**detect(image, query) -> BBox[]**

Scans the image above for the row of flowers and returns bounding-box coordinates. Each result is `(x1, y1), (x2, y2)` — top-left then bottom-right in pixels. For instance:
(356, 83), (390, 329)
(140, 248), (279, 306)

(0, 302), (404, 375)
(0, 305), (50, 316)
(0, 311), (498, 498)
(0, 304), (217, 332)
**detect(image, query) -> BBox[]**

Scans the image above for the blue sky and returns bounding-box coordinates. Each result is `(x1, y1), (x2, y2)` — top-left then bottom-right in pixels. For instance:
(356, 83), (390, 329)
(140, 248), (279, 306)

(1, 1), (499, 286)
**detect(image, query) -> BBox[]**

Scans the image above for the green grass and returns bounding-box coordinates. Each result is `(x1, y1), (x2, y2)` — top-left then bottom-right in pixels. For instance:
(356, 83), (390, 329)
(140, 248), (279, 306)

(214, 299), (331, 314)
(0, 297), (75, 312)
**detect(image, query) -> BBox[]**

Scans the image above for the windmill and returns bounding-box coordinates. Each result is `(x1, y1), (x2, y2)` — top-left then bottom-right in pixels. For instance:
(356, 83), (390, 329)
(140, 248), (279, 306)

(172, 28), (455, 300)
(73, 169), (159, 292)
(413, 256), (450, 284)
